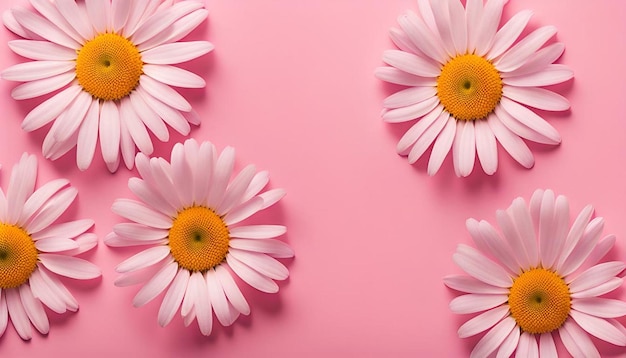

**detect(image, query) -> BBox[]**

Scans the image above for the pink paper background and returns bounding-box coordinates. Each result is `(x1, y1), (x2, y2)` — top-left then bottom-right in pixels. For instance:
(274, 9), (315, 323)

(1, 0), (625, 356)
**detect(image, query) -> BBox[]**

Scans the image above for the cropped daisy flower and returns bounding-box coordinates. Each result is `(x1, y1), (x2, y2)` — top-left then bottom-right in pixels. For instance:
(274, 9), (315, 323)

(376, 0), (573, 176)
(0, 153), (100, 340)
(2, 0), (213, 172)
(106, 139), (293, 335)
(445, 189), (626, 357)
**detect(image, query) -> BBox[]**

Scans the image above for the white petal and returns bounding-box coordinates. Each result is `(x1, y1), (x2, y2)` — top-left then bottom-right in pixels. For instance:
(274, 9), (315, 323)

(503, 86), (570, 111)
(12, 7), (80, 49)
(457, 306), (509, 338)
(76, 100), (100, 171)
(487, 113), (534, 168)
(2, 60), (74, 83)
(508, 197), (539, 268)
(494, 104), (559, 145)
(229, 249), (289, 280)
(138, 8), (209, 50)
(120, 97), (153, 155)
(427, 115), (456, 175)
(38, 254), (101, 279)
(397, 11), (447, 63)
(558, 205), (594, 271)
(31, 218), (93, 241)
(374, 67), (437, 87)
(21, 84), (81, 132)
(455, 120), (476, 177)
(116, 246), (171, 273)
(382, 86), (437, 109)
(453, 244), (512, 287)
(53, 90), (92, 143)
(135, 87), (191, 135)
(158, 268), (189, 327)
(449, 293), (507, 314)
(131, 1), (202, 45)
(98, 101), (122, 168)
(54, 0), (93, 40)
(473, 0), (505, 56)
(19, 285), (49, 335)
(570, 310), (626, 346)
(503, 64), (574, 87)
(139, 75), (192, 112)
(474, 119), (498, 175)
(560, 217), (604, 277)
(218, 165), (257, 215)
(129, 92), (169, 142)
(443, 274), (508, 295)
(119, 115), (137, 170)
(407, 110), (449, 164)
(190, 272), (212, 336)
(224, 197), (264, 226)
(496, 26), (557, 73)
(396, 105), (444, 154)
(143, 64), (205, 88)
(226, 254), (278, 293)
(500, 98), (561, 144)
(112, 199), (172, 229)
(382, 96), (440, 123)
(28, 269), (66, 314)
(487, 10), (533, 60)
(470, 316), (516, 358)
(25, 187), (77, 234)
(503, 43), (565, 78)
(35, 238), (79, 252)
(6, 288), (32, 340)
(142, 41), (214, 65)
(133, 261), (177, 307)
(206, 270), (232, 326)
(37, 266), (78, 311)
(230, 225), (286, 240)
(215, 265), (250, 315)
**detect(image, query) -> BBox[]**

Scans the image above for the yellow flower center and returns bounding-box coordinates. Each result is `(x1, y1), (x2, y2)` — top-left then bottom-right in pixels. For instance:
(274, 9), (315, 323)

(508, 268), (571, 334)
(75, 33), (143, 101)
(436, 54), (503, 121)
(168, 206), (230, 272)
(0, 224), (38, 289)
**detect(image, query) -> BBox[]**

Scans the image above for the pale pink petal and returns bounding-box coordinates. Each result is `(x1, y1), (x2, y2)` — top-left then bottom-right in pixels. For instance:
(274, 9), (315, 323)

(206, 146), (235, 208)
(539, 191), (563, 269)
(143, 64), (205, 89)
(138, 8), (209, 50)
(55, 0), (93, 40)
(500, 98), (561, 144)
(557, 205), (594, 271)
(128, 177), (177, 217)
(135, 87), (191, 135)
(427, 115), (456, 175)
(503, 64), (574, 87)
(119, 116), (137, 170)
(11, 71), (74, 100)
(131, 1), (202, 45)
(508, 197), (539, 267)
(158, 268), (189, 327)
(476, 220), (520, 274)
(215, 265), (250, 315)
(149, 158), (182, 209)
(407, 110), (449, 164)
(31, 218), (92, 241)
(35, 238), (79, 252)
(19, 285), (49, 335)
(559, 321), (601, 358)
(430, 0), (455, 56)
(496, 326), (520, 358)
(206, 270), (232, 326)
(487, 10), (533, 60)
(503, 86), (570, 111)
(28, 269), (65, 314)
(6, 154), (37, 224)
(3, 9), (31, 38)
(539, 332), (557, 358)
(529, 189), (544, 230)
(396, 105), (444, 154)
(572, 298), (626, 319)
(229, 225), (286, 240)
(76, 100), (99, 171)
(455, 120), (476, 177)
(443, 274), (508, 295)
(416, 0), (438, 35)
(111, 0), (131, 32)
(258, 187), (285, 211)
(374, 67), (437, 87)
(114, 258), (171, 287)
(382, 86), (437, 109)
(2, 60), (74, 83)
(496, 209), (532, 270)
(190, 272), (212, 336)
(192, 141), (215, 204)
(571, 278), (623, 299)
(99, 100), (122, 169)
(38, 254), (100, 279)
(12, 7), (80, 49)
(560, 217), (604, 277)
(6, 288), (32, 340)
(502, 43), (565, 78)
(453, 244), (513, 287)
(226, 254), (279, 293)
(0, 291), (5, 336)
(37, 266), (78, 311)
(447, 0), (467, 55)
(397, 10), (447, 63)
(64, 233), (98, 256)
(515, 332), (539, 358)
(232, 239), (294, 259)
(120, 97), (153, 155)
(383, 48), (441, 77)
(21, 84), (81, 132)
(581, 235), (616, 271)
(116, 246), (172, 273)
(113, 223), (168, 242)
(129, 92), (169, 142)
(473, 0), (505, 56)
(27, 0), (81, 44)
(218, 165), (257, 215)
(496, 26), (557, 73)
(474, 119), (498, 175)
(169, 143), (193, 206)
(568, 262), (626, 293)
(449, 293), (507, 314)
(51, 90), (92, 143)
(389, 27), (421, 54)
(240, 171), (268, 205)
(469, 316), (516, 358)
(139, 75), (191, 113)
(141, 41), (213, 65)
(493, 104), (559, 145)
(487, 113), (534, 168)
(465, 0), (483, 52)
(8, 40), (76, 61)
(133, 261), (177, 307)
(122, 0), (151, 36)
(224, 197), (264, 226)
(112, 199), (172, 229)
(25, 187), (77, 234)
(85, 0), (108, 34)
(229, 249), (289, 280)
(457, 306), (509, 338)
(383, 97), (440, 123)
(569, 310), (626, 346)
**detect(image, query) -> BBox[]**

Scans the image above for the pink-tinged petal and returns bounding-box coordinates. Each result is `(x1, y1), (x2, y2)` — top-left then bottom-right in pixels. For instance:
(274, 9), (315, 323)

(120, 97), (153, 155)
(64, 233), (98, 256)
(383, 86), (437, 109)
(131, 1), (202, 45)
(143, 64), (205, 89)
(19, 285), (48, 335)
(539, 191), (563, 269)
(557, 205), (594, 271)
(465, 0), (483, 52)
(113, 223), (168, 242)
(470, 316), (516, 358)
(218, 165), (257, 215)
(158, 268), (189, 327)
(515, 332), (539, 358)
(382, 49), (440, 78)
(127, 177), (176, 217)
(529, 189), (544, 230)
(190, 272), (212, 336)
(487, 113), (534, 168)
(12, 7), (80, 49)
(503, 86), (570, 112)
(44, 122), (80, 162)
(487, 10), (533, 60)
(215, 265), (250, 315)
(389, 27), (421, 54)
(397, 10), (447, 63)
(383, 96), (440, 123)
(119, 115), (137, 170)
(508, 197), (539, 267)
(25, 187), (77, 234)
(229, 225), (286, 240)
(206, 146), (235, 208)
(496, 26), (557, 73)
(444, 274), (508, 295)
(502, 43), (565, 78)
(28, 269), (65, 314)
(183, 307), (196, 327)
(149, 158), (182, 209)
(206, 270), (232, 326)
(180, 274), (195, 315)
(191, 141), (215, 204)
(35, 238), (79, 252)
(6, 288), (32, 340)
(114, 258), (171, 287)
(495, 326), (520, 358)
(0, 291), (5, 336)
(136, 87), (191, 136)
(54, 0), (93, 40)
(6, 154), (37, 225)
(455, 120), (476, 177)
(538, 333), (558, 358)
(416, 0), (438, 35)
(142, 41), (213, 65)
(129, 92), (169, 142)
(32, 218), (93, 241)
(133, 261), (177, 307)
(224, 197), (264, 226)
(476, 220), (520, 274)
(37, 266), (78, 311)
(560, 217), (604, 277)
(571, 278), (623, 299)
(447, 0), (467, 55)
(240, 171), (269, 205)
(76, 100), (99, 171)
(8, 40), (76, 61)
(258, 188), (286, 210)
(99, 100), (122, 169)
(396, 105), (444, 154)
(494, 104), (558, 145)
(85, 0), (107, 34)
(474, 119), (498, 175)
(457, 306), (509, 338)
(569, 310), (626, 346)
(3, 9), (31, 38)
(449, 293), (507, 314)
(169, 143), (194, 206)
(229, 239), (293, 259)
(38, 254), (100, 279)
(2, 60), (74, 82)
(427, 115), (456, 176)
(453, 244), (513, 288)
(226, 254), (279, 293)
(503, 64), (574, 87)
(473, 0), (505, 56)
(496, 209), (531, 270)
(581, 235), (616, 271)
(572, 298), (626, 319)
(559, 321), (601, 358)
(111, 0), (131, 31)
(407, 110), (449, 164)
(21, 84), (81, 132)
(122, 0), (151, 36)
(374, 67), (437, 87)
(229, 249), (289, 280)
(430, 0), (455, 57)
(139, 75), (191, 112)
(11, 71), (74, 100)
(500, 98), (561, 144)
(116, 246), (172, 273)
(53, 90), (92, 143)
(112, 199), (172, 229)
(28, 0), (81, 44)
(138, 8), (209, 50)
(568, 262), (626, 293)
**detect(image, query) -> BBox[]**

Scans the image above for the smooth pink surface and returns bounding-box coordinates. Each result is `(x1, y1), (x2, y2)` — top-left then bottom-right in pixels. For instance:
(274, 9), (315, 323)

(0, 0), (625, 356)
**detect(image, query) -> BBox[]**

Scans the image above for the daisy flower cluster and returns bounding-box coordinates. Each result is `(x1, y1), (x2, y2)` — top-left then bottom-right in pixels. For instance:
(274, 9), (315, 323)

(446, 189), (626, 357)
(2, 0), (213, 172)
(377, 0), (573, 176)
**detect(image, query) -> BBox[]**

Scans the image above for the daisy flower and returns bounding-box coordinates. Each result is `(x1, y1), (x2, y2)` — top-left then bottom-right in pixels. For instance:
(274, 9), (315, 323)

(106, 139), (294, 335)
(0, 153), (101, 340)
(2, 0), (213, 172)
(445, 189), (626, 357)
(376, 0), (573, 176)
